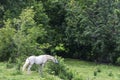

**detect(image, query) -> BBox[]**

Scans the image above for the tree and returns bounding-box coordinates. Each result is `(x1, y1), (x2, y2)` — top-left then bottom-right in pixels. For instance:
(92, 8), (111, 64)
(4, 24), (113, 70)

(13, 8), (47, 58)
(0, 19), (15, 61)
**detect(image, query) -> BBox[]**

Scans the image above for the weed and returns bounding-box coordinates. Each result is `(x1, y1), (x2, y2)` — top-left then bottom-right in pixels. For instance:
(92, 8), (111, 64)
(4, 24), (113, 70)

(6, 63), (14, 69)
(11, 70), (22, 76)
(108, 71), (113, 77)
(96, 67), (101, 73)
(94, 71), (97, 76)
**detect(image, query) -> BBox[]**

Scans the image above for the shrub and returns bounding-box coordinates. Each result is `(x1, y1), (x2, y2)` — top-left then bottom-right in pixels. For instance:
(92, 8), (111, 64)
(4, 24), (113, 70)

(94, 71), (97, 76)
(116, 57), (120, 65)
(96, 68), (101, 73)
(108, 71), (113, 77)
(93, 67), (101, 76)
(47, 56), (74, 80)
(6, 63), (14, 69)
(16, 58), (22, 71)
(6, 58), (15, 69)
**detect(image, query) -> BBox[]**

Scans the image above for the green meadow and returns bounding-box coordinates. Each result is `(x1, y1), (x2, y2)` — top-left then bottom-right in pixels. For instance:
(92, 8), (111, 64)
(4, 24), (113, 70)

(0, 59), (120, 80)
(65, 59), (120, 80)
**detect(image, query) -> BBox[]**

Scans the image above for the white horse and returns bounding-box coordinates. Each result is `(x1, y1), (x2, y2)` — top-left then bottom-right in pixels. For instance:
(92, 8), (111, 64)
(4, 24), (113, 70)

(22, 55), (58, 75)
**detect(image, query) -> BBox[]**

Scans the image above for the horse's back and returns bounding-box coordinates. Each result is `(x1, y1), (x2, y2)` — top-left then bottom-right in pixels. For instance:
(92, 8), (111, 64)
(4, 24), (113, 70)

(35, 55), (48, 64)
(27, 55), (51, 65)
(28, 55), (36, 60)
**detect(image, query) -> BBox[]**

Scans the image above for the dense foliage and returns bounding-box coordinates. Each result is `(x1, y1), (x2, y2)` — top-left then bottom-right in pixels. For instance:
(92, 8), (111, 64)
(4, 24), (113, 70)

(47, 56), (74, 80)
(0, 0), (120, 64)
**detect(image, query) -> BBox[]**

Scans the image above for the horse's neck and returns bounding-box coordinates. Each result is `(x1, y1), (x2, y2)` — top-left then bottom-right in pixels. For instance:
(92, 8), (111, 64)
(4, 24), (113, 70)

(46, 55), (54, 62)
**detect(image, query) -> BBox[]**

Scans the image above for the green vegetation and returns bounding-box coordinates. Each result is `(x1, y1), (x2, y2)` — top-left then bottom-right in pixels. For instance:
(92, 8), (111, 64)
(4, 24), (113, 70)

(65, 59), (120, 80)
(0, 0), (120, 64)
(0, 59), (120, 80)
(0, 0), (120, 79)
(47, 57), (74, 80)
(0, 62), (60, 80)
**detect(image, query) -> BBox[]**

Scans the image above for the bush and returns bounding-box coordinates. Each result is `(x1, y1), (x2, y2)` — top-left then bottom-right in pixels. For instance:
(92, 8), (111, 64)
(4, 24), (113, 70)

(108, 71), (113, 77)
(47, 56), (74, 80)
(6, 58), (15, 69)
(16, 58), (22, 71)
(96, 67), (101, 73)
(93, 67), (102, 76)
(116, 57), (120, 65)
(6, 63), (14, 69)
(94, 71), (97, 76)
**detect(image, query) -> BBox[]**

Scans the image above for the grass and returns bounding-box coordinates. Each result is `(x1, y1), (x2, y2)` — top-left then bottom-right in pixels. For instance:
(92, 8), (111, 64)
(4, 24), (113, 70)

(65, 59), (120, 80)
(0, 59), (120, 80)
(0, 62), (60, 80)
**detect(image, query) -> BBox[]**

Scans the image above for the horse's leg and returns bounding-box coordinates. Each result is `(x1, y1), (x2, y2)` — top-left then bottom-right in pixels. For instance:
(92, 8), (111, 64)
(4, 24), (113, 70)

(39, 64), (45, 76)
(22, 59), (30, 72)
(39, 64), (43, 75)
(27, 64), (33, 74)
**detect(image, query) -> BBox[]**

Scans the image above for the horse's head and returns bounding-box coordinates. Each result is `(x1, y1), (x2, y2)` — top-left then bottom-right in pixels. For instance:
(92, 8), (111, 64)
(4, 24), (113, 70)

(47, 55), (59, 64)
(51, 57), (58, 64)
(54, 58), (58, 64)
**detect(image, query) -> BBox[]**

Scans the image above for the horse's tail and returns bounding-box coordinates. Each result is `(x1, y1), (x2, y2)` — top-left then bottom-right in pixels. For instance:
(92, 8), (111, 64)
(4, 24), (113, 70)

(22, 58), (30, 72)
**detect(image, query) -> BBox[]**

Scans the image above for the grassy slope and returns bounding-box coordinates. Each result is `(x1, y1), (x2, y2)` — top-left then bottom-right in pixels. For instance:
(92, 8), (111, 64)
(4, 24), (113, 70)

(65, 59), (120, 80)
(0, 59), (120, 80)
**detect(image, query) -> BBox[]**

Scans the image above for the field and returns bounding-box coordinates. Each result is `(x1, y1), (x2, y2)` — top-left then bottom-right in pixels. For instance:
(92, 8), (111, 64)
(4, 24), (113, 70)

(65, 59), (120, 80)
(0, 59), (120, 80)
